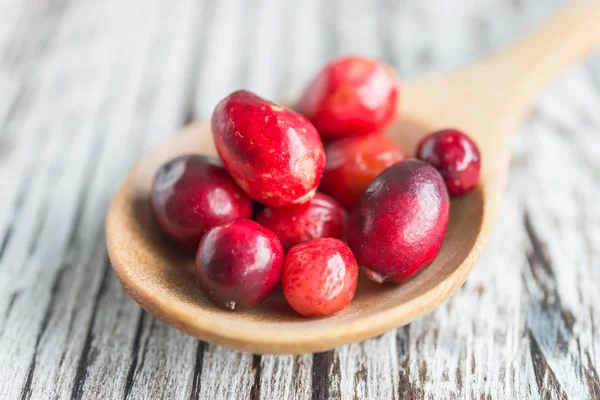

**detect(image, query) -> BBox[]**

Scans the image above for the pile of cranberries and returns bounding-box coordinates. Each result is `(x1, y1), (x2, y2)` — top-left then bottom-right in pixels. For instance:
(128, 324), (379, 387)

(150, 56), (481, 317)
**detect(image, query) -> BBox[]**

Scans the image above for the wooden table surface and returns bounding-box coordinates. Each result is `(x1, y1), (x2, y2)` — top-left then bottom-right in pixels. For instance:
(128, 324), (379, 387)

(1, 0), (599, 398)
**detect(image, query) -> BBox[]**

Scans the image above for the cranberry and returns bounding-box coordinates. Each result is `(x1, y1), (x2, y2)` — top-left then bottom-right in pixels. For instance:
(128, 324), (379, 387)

(297, 56), (399, 140)
(255, 193), (345, 252)
(416, 129), (481, 196)
(212, 90), (325, 207)
(320, 133), (405, 210)
(195, 219), (284, 309)
(282, 238), (358, 317)
(151, 155), (253, 252)
(347, 160), (449, 284)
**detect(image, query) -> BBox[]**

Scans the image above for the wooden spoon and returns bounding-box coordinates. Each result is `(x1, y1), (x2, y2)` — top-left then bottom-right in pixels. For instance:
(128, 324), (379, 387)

(106, 0), (600, 354)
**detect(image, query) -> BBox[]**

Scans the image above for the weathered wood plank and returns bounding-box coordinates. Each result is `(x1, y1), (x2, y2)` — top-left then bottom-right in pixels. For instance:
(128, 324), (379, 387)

(259, 355), (312, 400)
(280, 0), (325, 100)
(334, 0), (382, 58)
(64, 1), (206, 399)
(333, 331), (400, 400)
(0, 0), (599, 399)
(195, 0), (252, 118)
(0, 0), (206, 399)
(197, 346), (255, 400)
(385, 66), (600, 399)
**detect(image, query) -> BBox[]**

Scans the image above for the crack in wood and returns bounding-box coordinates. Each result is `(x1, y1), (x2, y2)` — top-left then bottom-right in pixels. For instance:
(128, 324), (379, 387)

(291, 355), (311, 398)
(0, 225), (13, 264)
(122, 310), (147, 400)
(188, 341), (205, 400)
(528, 330), (568, 400)
(25, 212), (48, 256)
(455, 364), (463, 394)
(523, 211), (555, 279)
(19, 263), (68, 400)
(524, 211), (576, 336)
(522, 210), (580, 398)
(250, 355), (262, 400)
(64, 181), (97, 253)
(0, 87), (27, 135)
(134, 317), (156, 384)
(0, 169), (32, 265)
(0, 290), (20, 341)
(584, 352), (600, 399)
(396, 326), (424, 399)
(3, 291), (20, 323)
(69, 259), (111, 400)
(311, 351), (334, 400)
(59, 258), (81, 370)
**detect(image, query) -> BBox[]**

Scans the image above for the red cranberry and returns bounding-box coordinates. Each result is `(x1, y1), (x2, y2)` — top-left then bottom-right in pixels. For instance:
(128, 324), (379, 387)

(416, 129), (481, 196)
(255, 193), (345, 252)
(212, 90), (325, 207)
(320, 133), (405, 210)
(151, 155), (253, 252)
(297, 56), (399, 140)
(195, 218), (284, 309)
(282, 238), (358, 317)
(347, 160), (449, 284)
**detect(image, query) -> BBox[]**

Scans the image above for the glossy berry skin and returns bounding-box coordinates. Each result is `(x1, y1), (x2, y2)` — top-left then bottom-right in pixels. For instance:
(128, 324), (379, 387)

(212, 90), (326, 207)
(416, 129), (481, 196)
(347, 160), (450, 284)
(255, 193), (346, 252)
(320, 133), (405, 210)
(282, 238), (358, 317)
(195, 219), (284, 310)
(297, 56), (399, 140)
(151, 155), (253, 252)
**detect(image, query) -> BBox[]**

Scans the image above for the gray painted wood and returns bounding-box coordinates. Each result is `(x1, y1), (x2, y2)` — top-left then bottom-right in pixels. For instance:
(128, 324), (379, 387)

(0, 0), (599, 398)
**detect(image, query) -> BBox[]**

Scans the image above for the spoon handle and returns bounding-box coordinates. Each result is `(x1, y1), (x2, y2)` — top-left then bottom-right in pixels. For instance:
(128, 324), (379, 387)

(482, 0), (600, 118)
(403, 0), (600, 139)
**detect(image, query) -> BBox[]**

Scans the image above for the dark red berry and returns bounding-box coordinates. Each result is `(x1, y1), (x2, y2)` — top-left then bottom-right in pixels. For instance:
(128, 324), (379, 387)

(416, 128), (481, 196)
(195, 219), (284, 309)
(255, 193), (346, 252)
(282, 238), (358, 317)
(151, 155), (253, 252)
(347, 160), (449, 284)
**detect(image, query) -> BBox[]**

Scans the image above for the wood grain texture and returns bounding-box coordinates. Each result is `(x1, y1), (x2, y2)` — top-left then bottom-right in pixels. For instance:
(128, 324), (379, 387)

(1, 0), (599, 398)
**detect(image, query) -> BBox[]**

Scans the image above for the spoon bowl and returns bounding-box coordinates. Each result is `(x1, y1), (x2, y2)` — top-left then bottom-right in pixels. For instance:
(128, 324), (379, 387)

(106, 0), (600, 353)
(107, 120), (483, 353)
